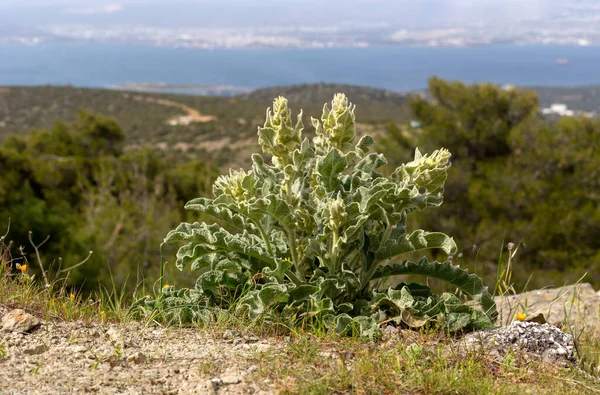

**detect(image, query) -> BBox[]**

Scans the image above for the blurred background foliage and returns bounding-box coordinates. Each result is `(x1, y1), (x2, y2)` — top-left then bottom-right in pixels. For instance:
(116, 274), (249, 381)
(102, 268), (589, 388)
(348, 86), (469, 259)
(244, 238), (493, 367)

(0, 110), (218, 293)
(378, 77), (600, 290)
(0, 80), (598, 294)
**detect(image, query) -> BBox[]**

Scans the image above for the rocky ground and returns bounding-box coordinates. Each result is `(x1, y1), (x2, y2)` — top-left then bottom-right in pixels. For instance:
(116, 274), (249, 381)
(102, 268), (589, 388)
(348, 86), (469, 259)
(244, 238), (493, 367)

(0, 306), (278, 394)
(1, 283), (599, 394)
(494, 283), (600, 332)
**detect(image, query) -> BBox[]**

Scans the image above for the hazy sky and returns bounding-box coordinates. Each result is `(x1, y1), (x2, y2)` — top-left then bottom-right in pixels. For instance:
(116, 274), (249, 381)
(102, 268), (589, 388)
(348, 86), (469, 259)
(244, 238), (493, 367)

(0, 0), (561, 29)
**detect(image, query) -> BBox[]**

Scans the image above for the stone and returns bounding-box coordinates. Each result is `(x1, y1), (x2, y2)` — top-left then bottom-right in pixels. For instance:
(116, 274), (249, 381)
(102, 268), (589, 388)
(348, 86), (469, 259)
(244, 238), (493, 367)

(255, 344), (271, 353)
(126, 352), (146, 364)
(24, 343), (49, 355)
(495, 283), (600, 332)
(221, 373), (242, 385)
(1, 309), (41, 333)
(70, 345), (88, 354)
(199, 381), (217, 395)
(106, 326), (124, 345)
(223, 329), (241, 341)
(210, 378), (223, 391)
(459, 321), (576, 366)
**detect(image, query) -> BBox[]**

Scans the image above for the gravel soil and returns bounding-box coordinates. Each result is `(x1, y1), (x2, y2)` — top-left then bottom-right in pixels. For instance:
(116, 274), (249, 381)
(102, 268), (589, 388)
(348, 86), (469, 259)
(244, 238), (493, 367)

(3, 283), (599, 394)
(0, 306), (278, 394)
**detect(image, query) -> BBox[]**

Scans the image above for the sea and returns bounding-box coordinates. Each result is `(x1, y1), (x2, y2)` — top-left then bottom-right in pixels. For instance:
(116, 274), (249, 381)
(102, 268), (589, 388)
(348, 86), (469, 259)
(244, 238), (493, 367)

(0, 43), (599, 92)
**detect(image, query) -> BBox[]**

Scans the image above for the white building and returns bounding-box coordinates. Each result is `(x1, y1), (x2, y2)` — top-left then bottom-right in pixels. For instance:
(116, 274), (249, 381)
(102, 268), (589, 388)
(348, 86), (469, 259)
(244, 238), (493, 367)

(541, 103), (575, 117)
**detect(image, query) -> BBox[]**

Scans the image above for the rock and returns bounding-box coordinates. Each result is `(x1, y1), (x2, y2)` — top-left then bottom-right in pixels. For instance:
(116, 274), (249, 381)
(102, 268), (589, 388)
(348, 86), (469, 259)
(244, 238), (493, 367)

(200, 381), (217, 395)
(459, 321), (576, 366)
(126, 352), (146, 364)
(255, 344), (271, 353)
(210, 378), (223, 391)
(24, 343), (49, 355)
(223, 329), (241, 341)
(1, 309), (41, 333)
(70, 345), (88, 354)
(244, 335), (260, 343)
(495, 283), (600, 331)
(221, 373), (242, 385)
(106, 326), (123, 343)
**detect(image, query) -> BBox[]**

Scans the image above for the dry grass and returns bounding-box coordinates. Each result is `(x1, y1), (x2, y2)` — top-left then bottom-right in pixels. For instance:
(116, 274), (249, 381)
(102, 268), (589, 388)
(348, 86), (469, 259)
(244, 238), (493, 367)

(2, 233), (600, 394)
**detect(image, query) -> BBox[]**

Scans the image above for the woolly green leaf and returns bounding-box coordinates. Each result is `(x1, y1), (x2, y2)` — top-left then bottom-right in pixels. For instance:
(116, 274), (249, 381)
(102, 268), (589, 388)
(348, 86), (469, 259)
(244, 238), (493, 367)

(315, 148), (347, 191)
(322, 94), (356, 152)
(371, 258), (498, 323)
(184, 197), (255, 232)
(355, 135), (375, 156)
(165, 222), (274, 270)
(258, 97), (303, 167)
(332, 313), (379, 338)
(375, 230), (457, 261)
(353, 153), (386, 180)
(289, 284), (320, 302)
(248, 196), (296, 230)
(237, 284), (290, 317)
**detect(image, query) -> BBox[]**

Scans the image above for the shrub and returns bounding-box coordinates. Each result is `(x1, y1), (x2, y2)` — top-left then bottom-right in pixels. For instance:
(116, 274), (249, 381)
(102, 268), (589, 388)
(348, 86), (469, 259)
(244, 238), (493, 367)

(131, 94), (497, 336)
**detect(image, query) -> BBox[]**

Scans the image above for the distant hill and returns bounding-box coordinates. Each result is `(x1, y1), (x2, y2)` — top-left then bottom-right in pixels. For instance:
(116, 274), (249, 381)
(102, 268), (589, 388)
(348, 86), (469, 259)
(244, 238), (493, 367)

(2, 83), (598, 169)
(0, 84), (409, 168)
(532, 85), (600, 113)
(241, 83), (409, 123)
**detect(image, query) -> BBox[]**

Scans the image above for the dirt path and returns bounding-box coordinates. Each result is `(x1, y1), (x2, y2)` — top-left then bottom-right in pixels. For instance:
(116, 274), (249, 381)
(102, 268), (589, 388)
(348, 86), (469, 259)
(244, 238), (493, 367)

(132, 95), (217, 125)
(0, 307), (276, 394)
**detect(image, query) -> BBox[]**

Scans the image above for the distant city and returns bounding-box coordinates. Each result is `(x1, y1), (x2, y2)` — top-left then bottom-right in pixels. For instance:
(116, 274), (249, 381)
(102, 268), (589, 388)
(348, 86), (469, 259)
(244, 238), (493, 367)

(2, 1), (600, 49)
(3, 23), (598, 49)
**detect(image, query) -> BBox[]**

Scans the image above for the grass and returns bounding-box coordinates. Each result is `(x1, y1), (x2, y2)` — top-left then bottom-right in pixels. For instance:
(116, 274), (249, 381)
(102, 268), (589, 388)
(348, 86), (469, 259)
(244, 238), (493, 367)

(2, 234), (600, 394)
(249, 334), (599, 394)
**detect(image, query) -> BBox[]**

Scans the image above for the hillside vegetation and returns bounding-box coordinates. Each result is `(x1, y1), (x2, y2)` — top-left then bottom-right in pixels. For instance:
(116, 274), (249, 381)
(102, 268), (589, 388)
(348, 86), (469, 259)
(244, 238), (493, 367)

(0, 80), (598, 297)
(1, 85), (600, 394)
(0, 84), (408, 169)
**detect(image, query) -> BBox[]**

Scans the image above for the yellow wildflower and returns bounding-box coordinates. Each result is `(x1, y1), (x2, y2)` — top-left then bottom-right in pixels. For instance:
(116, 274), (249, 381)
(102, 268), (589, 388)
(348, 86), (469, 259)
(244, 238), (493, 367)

(69, 293), (75, 301)
(516, 313), (526, 321)
(162, 283), (170, 289)
(17, 264), (27, 273)
(100, 311), (105, 317)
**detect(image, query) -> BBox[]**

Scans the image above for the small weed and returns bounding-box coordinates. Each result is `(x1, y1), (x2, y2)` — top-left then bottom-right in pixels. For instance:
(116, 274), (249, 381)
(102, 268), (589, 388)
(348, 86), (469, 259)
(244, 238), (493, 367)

(113, 344), (123, 359)
(197, 357), (219, 376)
(32, 362), (43, 375)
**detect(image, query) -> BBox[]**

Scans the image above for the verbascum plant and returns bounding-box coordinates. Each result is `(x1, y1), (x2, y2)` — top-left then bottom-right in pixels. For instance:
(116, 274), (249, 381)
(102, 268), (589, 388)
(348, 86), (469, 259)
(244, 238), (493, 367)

(130, 94), (497, 337)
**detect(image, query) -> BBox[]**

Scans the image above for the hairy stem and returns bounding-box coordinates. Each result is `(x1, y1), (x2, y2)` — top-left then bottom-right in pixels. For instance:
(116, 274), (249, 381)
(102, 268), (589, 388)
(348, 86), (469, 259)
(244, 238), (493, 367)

(253, 220), (274, 260)
(285, 227), (303, 280)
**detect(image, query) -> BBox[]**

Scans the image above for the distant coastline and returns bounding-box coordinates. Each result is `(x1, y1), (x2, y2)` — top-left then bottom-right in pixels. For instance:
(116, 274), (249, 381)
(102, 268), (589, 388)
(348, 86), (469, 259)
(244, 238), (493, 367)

(108, 83), (253, 96)
(1, 43), (600, 92)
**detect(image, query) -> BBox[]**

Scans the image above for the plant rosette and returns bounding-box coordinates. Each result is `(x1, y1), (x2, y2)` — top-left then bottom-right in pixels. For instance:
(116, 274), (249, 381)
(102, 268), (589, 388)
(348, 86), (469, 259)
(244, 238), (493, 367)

(130, 94), (497, 337)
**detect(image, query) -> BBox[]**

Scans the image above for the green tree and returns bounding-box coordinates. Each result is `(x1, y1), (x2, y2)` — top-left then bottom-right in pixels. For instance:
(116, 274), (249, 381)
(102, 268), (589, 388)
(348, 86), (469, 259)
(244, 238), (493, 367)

(388, 77), (599, 289)
(0, 111), (215, 293)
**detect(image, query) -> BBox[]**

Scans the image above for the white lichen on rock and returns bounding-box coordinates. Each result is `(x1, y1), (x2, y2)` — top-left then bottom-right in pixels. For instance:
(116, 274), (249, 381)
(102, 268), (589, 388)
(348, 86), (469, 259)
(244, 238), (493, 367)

(459, 321), (576, 366)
